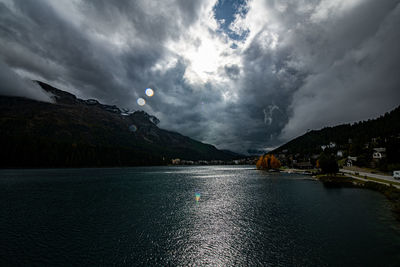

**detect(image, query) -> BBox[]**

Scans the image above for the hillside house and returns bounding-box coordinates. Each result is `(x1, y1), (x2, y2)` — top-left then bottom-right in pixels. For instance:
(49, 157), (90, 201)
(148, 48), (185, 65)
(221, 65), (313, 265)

(373, 148), (386, 160)
(346, 156), (357, 167)
(278, 153), (286, 159)
(311, 154), (319, 160)
(294, 161), (313, 169)
(321, 142), (336, 151)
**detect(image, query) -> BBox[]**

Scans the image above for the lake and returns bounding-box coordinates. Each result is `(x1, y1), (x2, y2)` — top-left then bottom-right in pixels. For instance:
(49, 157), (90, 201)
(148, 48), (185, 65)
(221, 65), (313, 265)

(0, 166), (399, 266)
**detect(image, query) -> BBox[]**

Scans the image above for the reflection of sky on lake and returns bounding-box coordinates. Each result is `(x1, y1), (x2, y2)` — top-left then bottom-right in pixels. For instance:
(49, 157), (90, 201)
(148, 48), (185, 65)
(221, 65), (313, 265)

(167, 166), (287, 266)
(2, 166), (399, 266)
(173, 167), (251, 265)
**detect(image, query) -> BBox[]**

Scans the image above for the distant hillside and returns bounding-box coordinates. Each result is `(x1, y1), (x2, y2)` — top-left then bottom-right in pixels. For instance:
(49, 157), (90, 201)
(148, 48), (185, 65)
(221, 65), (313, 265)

(272, 106), (400, 170)
(0, 81), (241, 168)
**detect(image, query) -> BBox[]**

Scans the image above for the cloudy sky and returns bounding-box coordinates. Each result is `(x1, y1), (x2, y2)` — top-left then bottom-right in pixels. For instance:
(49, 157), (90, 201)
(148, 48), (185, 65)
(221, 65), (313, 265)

(1, 0), (399, 153)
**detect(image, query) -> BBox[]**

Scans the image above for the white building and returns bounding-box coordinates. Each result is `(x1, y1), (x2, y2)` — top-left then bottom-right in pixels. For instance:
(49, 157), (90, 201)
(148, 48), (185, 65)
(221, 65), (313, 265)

(321, 142), (336, 151)
(373, 148), (386, 159)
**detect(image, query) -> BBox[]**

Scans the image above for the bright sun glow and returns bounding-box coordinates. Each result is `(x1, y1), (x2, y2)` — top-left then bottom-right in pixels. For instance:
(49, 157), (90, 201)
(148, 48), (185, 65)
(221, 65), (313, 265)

(189, 40), (219, 79)
(178, 35), (227, 84)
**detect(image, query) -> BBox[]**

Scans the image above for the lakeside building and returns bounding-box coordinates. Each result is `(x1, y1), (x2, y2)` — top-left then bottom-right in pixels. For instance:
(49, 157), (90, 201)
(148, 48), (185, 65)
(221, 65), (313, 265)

(294, 161), (313, 169)
(346, 156), (358, 167)
(171, 158), (181, 165)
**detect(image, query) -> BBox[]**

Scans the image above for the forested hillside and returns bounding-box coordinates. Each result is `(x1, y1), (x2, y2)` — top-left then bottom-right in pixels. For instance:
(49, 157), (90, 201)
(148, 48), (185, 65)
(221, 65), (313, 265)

(0, 81), (240, 168)
(272, 106), (400, 171)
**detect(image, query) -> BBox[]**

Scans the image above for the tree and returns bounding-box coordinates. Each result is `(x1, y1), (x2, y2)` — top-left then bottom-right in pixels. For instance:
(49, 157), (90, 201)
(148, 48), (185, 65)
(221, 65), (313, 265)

(270, 154), (281, 169)
(256, 156), (263, 169)
(256, 154), (268, 169)
(318, 153), (339, 175)
(256, 154), (281, 170)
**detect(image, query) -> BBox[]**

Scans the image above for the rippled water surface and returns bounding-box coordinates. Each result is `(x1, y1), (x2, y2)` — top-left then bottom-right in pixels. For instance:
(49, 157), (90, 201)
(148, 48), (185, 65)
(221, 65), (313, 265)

(0, 166), (399, 266)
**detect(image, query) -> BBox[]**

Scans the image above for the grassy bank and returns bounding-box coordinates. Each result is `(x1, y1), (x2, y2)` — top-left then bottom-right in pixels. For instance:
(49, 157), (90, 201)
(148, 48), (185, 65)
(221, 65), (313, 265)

(349, 173), (400, 187)
(317, 175), (400, 222)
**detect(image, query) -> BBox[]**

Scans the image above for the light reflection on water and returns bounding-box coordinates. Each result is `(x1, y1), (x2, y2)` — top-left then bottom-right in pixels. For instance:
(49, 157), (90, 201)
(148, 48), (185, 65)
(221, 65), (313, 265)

(0, 166), (399, 266)
(183, 171), (246, 266)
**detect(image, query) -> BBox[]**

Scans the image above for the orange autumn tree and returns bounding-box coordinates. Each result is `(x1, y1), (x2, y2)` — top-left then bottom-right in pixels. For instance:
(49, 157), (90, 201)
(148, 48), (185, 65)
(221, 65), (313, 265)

(256, 154), (268, 169)
(270, 154), (281, 169)
(256, 156), (264, 169)
(256, 154), (281, 170)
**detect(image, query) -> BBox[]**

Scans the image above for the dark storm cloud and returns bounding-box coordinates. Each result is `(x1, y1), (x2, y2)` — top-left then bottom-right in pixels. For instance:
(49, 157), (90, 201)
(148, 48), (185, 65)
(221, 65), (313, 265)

(221, 36), (303, 151)
(224, 64), (240, 79)
(224, 0), (400, 151)
(78, 0), (203, 43)
(0, 61), (53, 102)
(0, 0), (399, 154)
(276, 0), (400, 139)
(0, 0), (213, 121)
(0, 0), (127, 102)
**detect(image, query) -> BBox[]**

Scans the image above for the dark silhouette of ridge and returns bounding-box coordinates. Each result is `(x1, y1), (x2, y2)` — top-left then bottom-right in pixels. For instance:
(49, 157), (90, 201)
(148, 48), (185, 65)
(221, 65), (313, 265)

(0, 81), (241, 168)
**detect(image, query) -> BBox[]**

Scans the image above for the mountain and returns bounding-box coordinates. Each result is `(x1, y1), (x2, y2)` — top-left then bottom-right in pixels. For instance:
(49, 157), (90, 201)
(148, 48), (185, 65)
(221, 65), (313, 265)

(271, 106), (400, 169)
(0, 81), (241, 168)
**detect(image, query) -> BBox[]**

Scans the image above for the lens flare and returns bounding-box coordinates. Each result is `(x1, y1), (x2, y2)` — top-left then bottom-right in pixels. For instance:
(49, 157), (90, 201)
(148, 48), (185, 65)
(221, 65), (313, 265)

(137, 98), (145, 106)
(145, 88), (154, 97)
(129, 124), (137, 132)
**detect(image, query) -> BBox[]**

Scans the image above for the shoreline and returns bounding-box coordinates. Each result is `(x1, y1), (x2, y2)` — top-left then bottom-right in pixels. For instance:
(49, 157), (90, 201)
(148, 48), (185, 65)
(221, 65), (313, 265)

(316, 174), (400, 223)
(279, 168), (316, 175)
